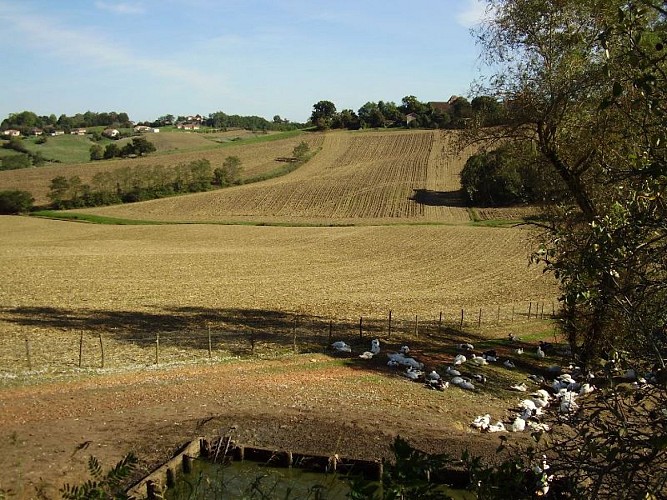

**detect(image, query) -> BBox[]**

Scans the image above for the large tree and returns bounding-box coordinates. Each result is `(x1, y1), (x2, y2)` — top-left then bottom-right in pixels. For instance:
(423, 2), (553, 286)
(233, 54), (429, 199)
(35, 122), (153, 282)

(476, 0), (667, 366)
(476, 1), (667, 496)
(310, 100), (337, 130)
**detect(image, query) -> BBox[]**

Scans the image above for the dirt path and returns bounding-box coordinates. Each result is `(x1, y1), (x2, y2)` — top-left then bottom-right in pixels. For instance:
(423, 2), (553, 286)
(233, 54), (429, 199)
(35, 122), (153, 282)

(0, 355), (518, 499)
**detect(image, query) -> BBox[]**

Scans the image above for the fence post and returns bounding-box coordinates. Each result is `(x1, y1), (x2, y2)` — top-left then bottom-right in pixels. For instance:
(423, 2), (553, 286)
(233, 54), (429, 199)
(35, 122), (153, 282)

(541, 302), (545, 319)
(460, 309), (464, 329)
(388, 310), (392, 338)
(552, 302), (555, 318)
(478, 308), (482, 328)
(25, 337), (32, 370)
(78, 330), (84, 368)
(414, 315), (418, 337)
(438, 311), (442, 335)
(155, 332), (160, 365)
(359, 317), (363, 340)
(99, 333), (104, 369)
(207, 325), (212, 359)
(293, 317), (297, 353)
(528, 302), (532, 320)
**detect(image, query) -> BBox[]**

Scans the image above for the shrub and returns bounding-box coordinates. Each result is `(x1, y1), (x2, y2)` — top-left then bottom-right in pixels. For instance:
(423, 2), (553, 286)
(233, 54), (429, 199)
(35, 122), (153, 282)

(0, 154), (32, 170)
(0, 190), (34, 214)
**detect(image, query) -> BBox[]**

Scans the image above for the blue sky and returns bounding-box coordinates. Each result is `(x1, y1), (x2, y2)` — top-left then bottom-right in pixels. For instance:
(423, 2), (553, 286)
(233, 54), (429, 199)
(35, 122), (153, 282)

(0, 1), (489, 123)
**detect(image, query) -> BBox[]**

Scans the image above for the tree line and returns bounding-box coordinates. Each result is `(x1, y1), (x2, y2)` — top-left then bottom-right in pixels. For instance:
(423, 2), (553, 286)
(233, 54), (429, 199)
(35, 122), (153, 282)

(46, 157), (243, 209)
(1, 110), (131, 134)
(309, 94), (506, 131)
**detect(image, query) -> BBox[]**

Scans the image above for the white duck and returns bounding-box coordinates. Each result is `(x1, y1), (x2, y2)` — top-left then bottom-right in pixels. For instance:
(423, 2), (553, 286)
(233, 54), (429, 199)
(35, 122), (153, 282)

(487, 421), (507, 433)
(536, 346), (546, 359)
(359, 338), (381, 359)
(510, 416), (526, 432)
(510, 382), (528, 392)
(331, 341), (351, 353)
(454, 354), (467, 366)
(472, 414), (491, 430)
(403, 367), (423, 380)
(470, 354), (488, 366)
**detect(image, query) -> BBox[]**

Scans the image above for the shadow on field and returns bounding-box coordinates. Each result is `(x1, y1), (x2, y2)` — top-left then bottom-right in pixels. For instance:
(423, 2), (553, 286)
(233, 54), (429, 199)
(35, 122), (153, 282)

(410, 188), (467, 207)
(0, 305), (561, 394)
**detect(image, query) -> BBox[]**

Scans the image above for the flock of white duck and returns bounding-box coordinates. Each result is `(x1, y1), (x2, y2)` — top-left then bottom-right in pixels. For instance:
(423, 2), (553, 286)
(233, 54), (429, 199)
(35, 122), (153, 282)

(332, 336), (658, 497)
(331, 337), (601, 436)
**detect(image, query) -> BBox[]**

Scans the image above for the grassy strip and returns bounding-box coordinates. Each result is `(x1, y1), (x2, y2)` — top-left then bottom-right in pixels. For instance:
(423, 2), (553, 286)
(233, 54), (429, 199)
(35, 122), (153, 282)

(30, 211), (167, 225)
(218, 129), (305, 147)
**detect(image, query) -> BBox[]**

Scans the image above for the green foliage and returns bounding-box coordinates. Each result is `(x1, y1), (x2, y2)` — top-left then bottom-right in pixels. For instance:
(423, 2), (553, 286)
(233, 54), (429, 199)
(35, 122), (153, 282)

(310, 100), (337, 130)
(104, 143), (120, 159)
(292, 141), (310, 160)
(0, 190), (34, 214)
(461, 148), (525, 206)
(0, 153), (32, 170)
(476, 0), (667, 496)
(90, 144), (104, 161)
(2, 136), (29, 154)
(213, 156), (242, 187)
(60, 452), (138, 499)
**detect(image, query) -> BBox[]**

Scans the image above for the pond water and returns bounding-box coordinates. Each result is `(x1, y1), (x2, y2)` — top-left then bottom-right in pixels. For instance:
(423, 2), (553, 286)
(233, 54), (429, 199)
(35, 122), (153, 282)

(165, 459), (351, 499)
(165, 458), (474, 499)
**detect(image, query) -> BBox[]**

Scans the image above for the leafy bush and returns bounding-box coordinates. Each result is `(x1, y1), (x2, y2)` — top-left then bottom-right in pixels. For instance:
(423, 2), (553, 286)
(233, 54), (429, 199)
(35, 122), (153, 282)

(0, 153), (32, 170)
(0, 190), (34, 214)
(60, 453), (137, 499)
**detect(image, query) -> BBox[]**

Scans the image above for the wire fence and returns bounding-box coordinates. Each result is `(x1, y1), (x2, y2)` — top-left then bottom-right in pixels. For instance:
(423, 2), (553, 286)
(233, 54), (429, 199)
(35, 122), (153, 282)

(2, 300), (561, 375)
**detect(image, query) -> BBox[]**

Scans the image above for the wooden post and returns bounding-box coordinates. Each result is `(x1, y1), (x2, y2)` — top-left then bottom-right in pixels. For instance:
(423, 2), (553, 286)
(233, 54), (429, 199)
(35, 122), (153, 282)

(99, 333), (104, 369)
(478, 308), (482, 328)
(208, 325), (212, 359)
(388, 310), (392, 338)
(414, 315), (418, 337)
(460, 309), (464, 329)
(78, 330), (84, 368)
(293, 317), (297, 353)
(146, 480), (159, 500)
(25, 337), (32, 370)
(528, 302), (532, 319)
(166, 468), (176, 488)
(155, 332), (160, 365)
(359, 317), (363, 340)
(182, 454), (192, 474)
(438, 311), (442, 335)
(541, 302), (545, 319)
(552, 301), (555, 318)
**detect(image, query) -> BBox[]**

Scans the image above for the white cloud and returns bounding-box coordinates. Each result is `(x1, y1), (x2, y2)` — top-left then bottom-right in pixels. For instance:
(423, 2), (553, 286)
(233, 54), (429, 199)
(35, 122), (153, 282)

(456, 0), (489, 28)
(94, 1), (145, 15)
(0, 6), (226, 94)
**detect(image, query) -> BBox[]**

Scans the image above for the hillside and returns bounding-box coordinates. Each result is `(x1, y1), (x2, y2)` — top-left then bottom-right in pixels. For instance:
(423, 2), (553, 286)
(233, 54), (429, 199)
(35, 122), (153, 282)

(0, 131), (322, 206)
(66, 129), (491, 224)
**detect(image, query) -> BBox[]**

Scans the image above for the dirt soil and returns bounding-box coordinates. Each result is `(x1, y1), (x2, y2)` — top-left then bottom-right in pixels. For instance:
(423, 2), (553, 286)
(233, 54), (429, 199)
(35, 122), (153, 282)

(0, 355), (527, 499)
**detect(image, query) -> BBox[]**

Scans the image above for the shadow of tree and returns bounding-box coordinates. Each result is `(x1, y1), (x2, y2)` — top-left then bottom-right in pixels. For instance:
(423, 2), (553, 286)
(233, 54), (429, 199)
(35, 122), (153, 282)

(0, 305), (562, 394)
(410, 188), (468, 207)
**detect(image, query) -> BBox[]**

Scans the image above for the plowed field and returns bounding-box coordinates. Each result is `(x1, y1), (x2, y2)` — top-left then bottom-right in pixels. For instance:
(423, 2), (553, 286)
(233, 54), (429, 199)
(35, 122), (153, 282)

(0, 128), (559, 498)
(66, 130), (480, 224)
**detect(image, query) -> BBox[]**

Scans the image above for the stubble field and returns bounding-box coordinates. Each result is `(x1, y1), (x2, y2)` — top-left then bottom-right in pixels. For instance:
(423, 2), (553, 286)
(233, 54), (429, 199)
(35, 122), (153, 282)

(0, 128), (560, 498)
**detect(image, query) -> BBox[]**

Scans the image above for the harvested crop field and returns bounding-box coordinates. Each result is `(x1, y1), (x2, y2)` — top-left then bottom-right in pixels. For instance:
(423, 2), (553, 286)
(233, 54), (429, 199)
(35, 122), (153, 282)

(0, 132), (324, 206)
(65, 130), (485, 224)
(0, 215), (560, 497)
(0, 127), (561, 498)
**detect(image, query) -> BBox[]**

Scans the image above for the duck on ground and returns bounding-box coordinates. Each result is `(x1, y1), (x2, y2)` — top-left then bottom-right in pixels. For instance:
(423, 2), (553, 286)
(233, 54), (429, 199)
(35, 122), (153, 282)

(331, 341), (351, 353)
